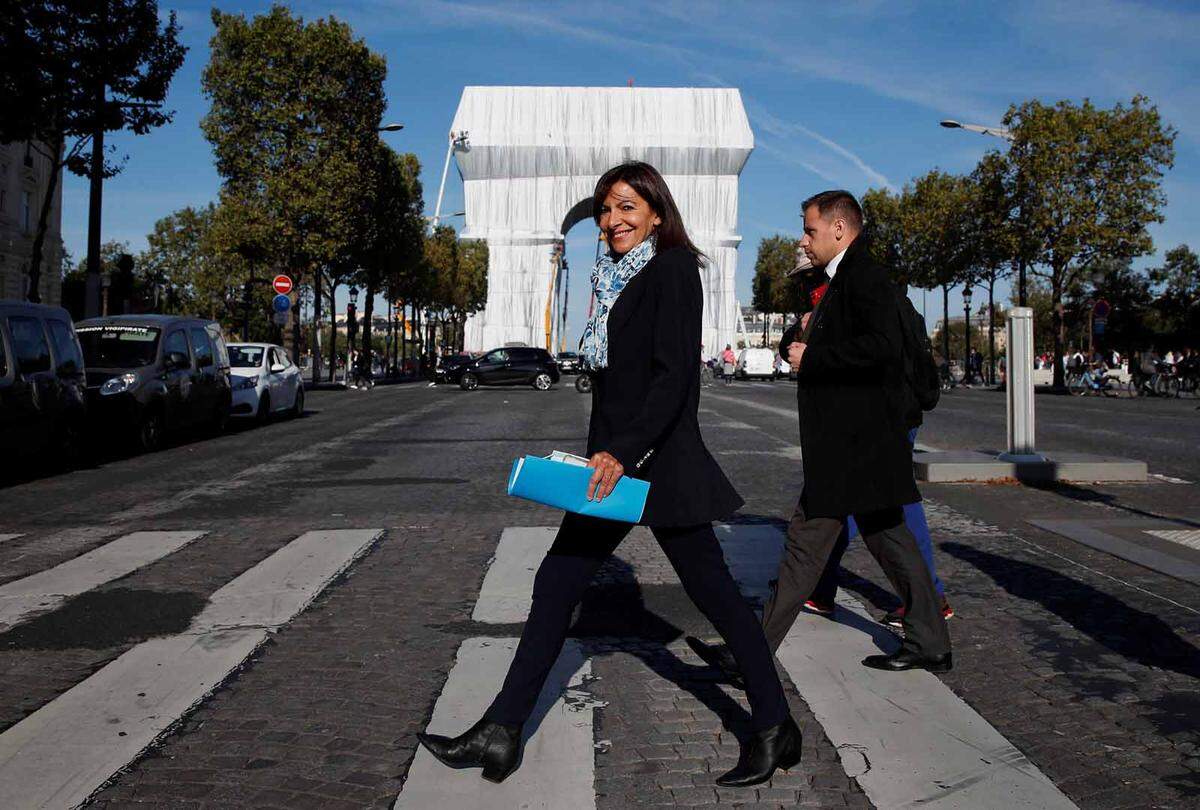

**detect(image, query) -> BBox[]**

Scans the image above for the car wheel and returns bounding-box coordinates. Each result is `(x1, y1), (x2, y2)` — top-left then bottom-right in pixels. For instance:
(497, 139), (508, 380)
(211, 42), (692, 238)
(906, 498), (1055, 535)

(138, 408), (165, 453)
(575, 374), (592, 394)
(256, 392), (271, 424)
(291, 386), (305, 418)
(460, 372), (479, 391)
(533, 372), (553, 391)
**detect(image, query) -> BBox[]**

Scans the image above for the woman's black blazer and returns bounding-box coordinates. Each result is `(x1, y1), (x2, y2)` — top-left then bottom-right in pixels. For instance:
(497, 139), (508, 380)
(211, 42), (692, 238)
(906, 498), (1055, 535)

(586, 246), (743, 527)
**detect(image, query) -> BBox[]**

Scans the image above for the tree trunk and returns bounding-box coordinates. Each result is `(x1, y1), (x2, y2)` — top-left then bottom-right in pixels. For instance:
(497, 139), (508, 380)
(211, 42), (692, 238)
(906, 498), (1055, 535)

(362, 277), (377, 379)
(291, 270), (303, 364)
(1052, 271), (1066, 389)
(941, 285), (951, 373)
(327, 282), (338, 383)
(312, 270), (323, 385)
(26, 131), (66, 303)
(987, 276), (996, 386)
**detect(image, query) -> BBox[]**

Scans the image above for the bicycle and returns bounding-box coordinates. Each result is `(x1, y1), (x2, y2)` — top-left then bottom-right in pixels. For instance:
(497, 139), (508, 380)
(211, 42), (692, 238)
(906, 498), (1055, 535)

(1069, 368), (1117, 397)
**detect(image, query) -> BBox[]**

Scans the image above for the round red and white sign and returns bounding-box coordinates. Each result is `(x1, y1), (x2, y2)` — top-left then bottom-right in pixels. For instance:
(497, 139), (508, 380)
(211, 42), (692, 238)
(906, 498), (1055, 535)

(272, 274), (293, 295)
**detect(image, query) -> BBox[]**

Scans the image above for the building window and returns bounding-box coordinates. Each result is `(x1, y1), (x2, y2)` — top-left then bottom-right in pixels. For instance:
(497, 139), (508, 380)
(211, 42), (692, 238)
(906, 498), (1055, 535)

(21, 190), (32, 233)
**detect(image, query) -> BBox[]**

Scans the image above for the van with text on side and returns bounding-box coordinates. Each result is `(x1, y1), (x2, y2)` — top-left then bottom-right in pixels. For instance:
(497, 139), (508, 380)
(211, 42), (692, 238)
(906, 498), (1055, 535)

(76, 315), (232, 453)
(0, 300), (89, 469)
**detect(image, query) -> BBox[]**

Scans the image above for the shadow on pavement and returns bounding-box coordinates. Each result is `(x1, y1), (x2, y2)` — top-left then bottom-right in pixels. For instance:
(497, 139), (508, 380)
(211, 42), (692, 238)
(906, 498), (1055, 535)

(0, 587), (206, 650)
(941, 541), (1200, 683)
(1022, 481), (1200, 527)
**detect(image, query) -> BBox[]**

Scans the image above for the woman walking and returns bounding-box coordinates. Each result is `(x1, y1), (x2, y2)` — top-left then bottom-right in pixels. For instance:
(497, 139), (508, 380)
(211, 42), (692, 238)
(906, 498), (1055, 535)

(417, 162), (801, 788)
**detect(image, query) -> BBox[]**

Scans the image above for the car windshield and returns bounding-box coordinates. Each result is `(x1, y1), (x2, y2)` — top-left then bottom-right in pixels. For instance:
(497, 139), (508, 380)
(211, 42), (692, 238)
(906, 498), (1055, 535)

(229, 346), (265, 368)
(77, 325), (160, 369)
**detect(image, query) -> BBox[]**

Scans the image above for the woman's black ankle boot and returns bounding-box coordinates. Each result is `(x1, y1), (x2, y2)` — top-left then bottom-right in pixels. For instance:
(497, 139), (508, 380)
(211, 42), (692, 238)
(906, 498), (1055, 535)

(715, 715), (803, 787)
(417, 718), (524, 783)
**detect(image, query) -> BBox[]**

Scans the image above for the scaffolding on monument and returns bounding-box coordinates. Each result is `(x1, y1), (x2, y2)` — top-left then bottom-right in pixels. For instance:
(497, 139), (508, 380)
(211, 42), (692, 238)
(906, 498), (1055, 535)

(440, 86), (754, 355)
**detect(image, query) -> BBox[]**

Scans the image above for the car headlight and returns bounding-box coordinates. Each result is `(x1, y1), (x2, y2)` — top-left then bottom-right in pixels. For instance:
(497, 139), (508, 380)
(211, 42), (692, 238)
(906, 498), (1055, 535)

(233, 375), (259, 391)
(100, 373), (139, 396)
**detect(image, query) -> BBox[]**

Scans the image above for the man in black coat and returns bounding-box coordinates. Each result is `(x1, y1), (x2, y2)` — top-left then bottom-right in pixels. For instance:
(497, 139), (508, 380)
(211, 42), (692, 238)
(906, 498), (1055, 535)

(768, 190), (951, 671)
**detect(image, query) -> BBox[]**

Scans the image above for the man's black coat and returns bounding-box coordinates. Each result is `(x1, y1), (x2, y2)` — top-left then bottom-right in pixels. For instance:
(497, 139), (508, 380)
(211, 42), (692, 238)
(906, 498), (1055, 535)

(587, 246), (743, 526)
(779, 237), (919, 518)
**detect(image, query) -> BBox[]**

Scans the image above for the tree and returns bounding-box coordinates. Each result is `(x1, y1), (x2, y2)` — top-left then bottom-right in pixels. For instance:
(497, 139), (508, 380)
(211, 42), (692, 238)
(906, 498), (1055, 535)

(751, 235), (801, 346)
(1085, 258), (1155, 354)
(201, 5), (386, 362)
(1149, 245), (1200, 347)
(357, 144), (425, 378)
(967, 152), (1016, 384)
(900, 170), (976, 365)
(1004, 96), (1176, 387)
(136, 204), (213, 315)
(861, 187), (915, 284)
(0, 0), (186, 303)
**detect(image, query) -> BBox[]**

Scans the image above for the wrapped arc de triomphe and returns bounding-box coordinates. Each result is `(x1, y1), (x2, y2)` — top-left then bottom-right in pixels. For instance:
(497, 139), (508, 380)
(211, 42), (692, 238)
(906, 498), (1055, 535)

(446, 86), (752, 355)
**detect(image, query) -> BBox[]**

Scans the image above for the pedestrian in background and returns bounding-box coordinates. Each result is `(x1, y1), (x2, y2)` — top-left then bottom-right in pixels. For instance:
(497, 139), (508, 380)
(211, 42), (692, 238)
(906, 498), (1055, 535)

(721, 344), (736, 384)
(418, 161), (801, 789)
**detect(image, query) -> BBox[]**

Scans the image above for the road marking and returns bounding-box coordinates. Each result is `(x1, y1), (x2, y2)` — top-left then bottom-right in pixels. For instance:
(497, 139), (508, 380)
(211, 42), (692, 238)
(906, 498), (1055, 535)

(394, 637), (595, 810)
(0, 528), (383, 809)
(0, 534), (23, 545)
(0, 531), (206, 630)
(472, 527), (556, 624)
(717, 523), (1076, 809)
(1150, 473), (1193, 485)
(1028, 518), (1200, 589)
(1147, 529), (1200, 550)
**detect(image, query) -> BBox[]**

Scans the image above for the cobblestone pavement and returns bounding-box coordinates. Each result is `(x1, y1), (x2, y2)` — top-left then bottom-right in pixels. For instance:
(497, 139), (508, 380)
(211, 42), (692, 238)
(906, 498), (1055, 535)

(1, 379), (1198, 808)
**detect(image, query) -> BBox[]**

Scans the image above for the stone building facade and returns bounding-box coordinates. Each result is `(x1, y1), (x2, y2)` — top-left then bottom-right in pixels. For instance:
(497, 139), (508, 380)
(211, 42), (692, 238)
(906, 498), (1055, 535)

(0, 141), (65, 305)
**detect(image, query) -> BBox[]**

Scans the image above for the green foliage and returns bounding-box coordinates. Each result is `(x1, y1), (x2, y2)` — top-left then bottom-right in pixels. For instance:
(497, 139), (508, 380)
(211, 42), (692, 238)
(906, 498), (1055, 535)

(901, 170), (976, 291)
(751, 235), (801, 316)
(201, 5), (386, 285)
(0, 0), (186, 300)
(1004, 96), (1176, 383)
(861, 188), (909, 283)
(1149, 244), (1200, 345)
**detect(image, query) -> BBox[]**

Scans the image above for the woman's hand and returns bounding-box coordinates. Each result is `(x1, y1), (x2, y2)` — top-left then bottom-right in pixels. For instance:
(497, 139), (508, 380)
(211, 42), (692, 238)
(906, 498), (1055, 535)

(586, 451), (625, 502)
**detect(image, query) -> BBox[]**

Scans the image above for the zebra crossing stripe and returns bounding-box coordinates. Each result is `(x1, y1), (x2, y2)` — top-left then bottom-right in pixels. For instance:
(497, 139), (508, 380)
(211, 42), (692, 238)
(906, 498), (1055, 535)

(0, 531), (206, 631)
(715, 523), (1077, 809)
(0, 528), (383, 810)
(471, 527), (557, 624)
(394, 638), (596, 810)
(0, 534), (24, 545)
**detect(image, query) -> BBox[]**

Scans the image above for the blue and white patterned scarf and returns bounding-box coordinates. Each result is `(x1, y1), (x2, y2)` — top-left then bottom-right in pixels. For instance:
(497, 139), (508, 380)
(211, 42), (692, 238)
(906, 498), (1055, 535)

(579, 237), (656, 369)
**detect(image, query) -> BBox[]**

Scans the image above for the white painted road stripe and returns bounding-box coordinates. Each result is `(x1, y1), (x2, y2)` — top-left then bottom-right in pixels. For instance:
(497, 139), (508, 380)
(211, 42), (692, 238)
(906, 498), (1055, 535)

(1148, 529), (1200, 550)
(0, 528), (383, 809)
(472, 527), (557, 624)
(395, 638), (596, 810)
(716, 523), (1076, 809)
(0, 533), (24, 544)
(0, 531), (206, 631)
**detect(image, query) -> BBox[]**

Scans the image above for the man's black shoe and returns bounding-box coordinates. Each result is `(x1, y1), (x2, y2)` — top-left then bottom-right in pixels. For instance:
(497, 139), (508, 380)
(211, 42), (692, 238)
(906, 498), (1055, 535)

(862, 649), (952, 673)
(684, 636), (744, 689)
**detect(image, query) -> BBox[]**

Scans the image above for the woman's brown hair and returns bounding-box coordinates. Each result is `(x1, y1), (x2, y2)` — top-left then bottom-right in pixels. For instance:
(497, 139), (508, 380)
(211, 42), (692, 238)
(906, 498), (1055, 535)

(592, 161), (705, 264)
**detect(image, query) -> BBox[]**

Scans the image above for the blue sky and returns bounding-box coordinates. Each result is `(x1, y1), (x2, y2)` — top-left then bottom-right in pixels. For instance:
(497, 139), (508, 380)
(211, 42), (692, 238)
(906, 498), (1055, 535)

(64, 0), (1200, 342)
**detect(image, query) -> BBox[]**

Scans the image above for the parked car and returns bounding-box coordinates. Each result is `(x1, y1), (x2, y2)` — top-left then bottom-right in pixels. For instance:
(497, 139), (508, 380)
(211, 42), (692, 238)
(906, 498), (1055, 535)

(0, 300), (89, 465)
(76, 315), (232, 452)
(444, 346), (560, 390)
(556, 352), (583, 375)
(227, 342), (305, 422)
(433, 352), (476, 384)
(736, 347), (777, 381)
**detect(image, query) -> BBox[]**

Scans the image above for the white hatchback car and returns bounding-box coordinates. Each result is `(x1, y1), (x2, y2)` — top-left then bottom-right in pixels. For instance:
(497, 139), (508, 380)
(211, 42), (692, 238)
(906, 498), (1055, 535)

(227, 343), (305, 422)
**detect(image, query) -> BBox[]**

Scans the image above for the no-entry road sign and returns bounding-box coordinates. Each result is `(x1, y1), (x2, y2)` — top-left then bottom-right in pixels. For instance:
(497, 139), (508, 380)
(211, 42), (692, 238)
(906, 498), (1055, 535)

(272, 275), (293, 295)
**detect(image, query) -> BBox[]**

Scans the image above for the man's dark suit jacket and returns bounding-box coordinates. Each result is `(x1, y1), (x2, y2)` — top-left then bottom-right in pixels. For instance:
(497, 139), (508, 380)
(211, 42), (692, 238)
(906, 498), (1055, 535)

(587, 246), (743, 527)
(778, 237), (919, 518)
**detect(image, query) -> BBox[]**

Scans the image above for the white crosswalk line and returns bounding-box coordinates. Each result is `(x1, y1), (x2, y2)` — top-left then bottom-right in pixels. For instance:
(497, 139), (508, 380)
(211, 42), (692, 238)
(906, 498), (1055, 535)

(0, 528), (383, 810)
(472, 527), (557, 624)
(0, 531), (206, 631)
(394, 638), (596, 810)
(717, 523), (1077, 809)
(0, 533), (24, 545)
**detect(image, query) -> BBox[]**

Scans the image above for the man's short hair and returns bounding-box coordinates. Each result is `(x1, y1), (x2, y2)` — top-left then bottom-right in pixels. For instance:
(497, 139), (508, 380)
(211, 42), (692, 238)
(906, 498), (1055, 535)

(801, 190), (864, 231)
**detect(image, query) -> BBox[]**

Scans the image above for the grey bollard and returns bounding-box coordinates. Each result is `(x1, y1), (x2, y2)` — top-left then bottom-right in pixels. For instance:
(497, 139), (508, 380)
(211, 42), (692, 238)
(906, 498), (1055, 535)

(999, 307), (1045, 462)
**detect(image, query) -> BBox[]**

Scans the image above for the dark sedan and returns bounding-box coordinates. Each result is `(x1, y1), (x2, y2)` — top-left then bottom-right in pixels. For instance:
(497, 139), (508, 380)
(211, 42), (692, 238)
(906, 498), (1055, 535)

(444, 347), (560, 390)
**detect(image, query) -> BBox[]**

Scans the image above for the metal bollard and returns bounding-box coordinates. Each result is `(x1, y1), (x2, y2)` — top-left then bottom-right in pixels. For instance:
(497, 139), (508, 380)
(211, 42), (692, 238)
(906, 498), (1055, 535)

(1000, 307), (1045, 462)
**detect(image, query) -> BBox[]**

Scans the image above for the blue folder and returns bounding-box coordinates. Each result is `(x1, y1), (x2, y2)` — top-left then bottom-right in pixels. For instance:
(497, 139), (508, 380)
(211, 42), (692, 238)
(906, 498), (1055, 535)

(507, 455), (650, 523)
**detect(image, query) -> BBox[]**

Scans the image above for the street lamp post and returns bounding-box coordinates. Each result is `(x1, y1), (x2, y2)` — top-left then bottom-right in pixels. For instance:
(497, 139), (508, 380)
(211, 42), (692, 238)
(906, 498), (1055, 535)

(938, 119), (1029, 308)
(963, 285), (973, 385)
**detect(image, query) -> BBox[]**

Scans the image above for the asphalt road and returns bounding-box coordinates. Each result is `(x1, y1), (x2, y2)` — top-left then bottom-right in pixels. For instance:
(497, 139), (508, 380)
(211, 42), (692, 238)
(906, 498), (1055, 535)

(0, 379), (1197, 808)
